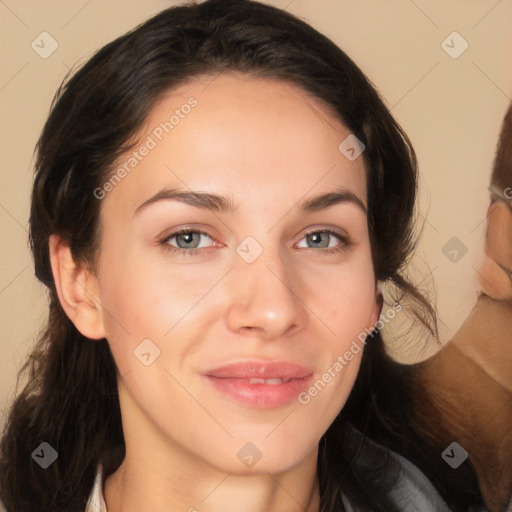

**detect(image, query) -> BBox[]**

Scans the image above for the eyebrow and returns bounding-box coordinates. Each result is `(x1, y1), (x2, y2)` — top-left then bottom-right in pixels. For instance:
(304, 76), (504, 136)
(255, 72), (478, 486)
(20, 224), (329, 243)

(134, 186), (367, 216)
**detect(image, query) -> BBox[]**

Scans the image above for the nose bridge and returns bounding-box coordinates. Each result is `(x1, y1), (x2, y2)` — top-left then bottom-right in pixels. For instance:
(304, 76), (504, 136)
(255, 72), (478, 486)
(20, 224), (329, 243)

(225, 241), (307, 339)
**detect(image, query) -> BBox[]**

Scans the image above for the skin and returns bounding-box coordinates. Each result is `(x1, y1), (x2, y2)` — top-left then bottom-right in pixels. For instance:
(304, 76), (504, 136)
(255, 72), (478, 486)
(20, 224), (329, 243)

(50, 73), (382, 512)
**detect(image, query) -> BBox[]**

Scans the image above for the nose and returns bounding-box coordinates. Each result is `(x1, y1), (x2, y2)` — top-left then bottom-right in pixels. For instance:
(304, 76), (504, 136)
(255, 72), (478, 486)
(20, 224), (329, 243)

(225, 250), (308, 341)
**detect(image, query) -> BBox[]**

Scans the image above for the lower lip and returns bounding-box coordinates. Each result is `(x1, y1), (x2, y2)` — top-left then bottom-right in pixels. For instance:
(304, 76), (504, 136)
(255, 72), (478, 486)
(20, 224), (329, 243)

(205, 375), (313, 408)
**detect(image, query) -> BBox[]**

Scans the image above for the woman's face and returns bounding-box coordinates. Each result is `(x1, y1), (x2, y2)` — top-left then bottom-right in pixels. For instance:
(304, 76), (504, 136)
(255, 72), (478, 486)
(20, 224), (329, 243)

(93, 73), (381, 475)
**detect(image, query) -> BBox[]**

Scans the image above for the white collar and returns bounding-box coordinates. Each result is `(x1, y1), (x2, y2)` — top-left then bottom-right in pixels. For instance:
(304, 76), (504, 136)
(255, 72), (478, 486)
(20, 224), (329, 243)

(85, 465), (107, 512)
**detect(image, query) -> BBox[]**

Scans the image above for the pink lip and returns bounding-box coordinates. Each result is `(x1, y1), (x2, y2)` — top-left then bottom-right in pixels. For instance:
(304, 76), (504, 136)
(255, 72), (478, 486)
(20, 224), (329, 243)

(204, 361), (314, 408)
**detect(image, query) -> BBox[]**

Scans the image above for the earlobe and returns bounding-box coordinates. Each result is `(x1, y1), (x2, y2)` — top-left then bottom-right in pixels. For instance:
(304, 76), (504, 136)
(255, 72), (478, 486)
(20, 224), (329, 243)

(49, 234), (106, 340)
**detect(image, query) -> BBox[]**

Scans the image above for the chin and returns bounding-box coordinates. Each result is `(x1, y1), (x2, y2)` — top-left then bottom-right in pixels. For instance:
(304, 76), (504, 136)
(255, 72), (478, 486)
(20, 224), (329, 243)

(204, 436), (318, 477)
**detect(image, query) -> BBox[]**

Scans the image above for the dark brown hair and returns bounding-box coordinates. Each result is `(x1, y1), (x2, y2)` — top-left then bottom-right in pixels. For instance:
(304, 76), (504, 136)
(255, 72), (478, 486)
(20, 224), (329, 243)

(491, 103), (512, 196)
(0, 1), (441, 510)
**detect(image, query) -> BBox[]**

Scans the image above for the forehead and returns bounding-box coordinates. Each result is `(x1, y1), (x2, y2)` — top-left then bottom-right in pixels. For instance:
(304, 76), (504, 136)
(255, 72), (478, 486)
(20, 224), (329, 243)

(101, 73), (367, 217)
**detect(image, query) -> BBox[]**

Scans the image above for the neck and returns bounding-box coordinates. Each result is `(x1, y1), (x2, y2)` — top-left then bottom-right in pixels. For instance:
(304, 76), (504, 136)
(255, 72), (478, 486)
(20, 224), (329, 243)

(105, 460), (321, 512)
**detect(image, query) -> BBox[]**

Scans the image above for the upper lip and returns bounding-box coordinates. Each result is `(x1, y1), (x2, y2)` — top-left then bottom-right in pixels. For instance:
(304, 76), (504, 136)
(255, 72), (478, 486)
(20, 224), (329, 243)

(204, 361), (313, 380)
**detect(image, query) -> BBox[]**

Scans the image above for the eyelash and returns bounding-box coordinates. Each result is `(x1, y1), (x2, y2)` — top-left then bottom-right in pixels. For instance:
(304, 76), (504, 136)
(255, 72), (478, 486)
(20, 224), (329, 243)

(158, 228), (351, 257)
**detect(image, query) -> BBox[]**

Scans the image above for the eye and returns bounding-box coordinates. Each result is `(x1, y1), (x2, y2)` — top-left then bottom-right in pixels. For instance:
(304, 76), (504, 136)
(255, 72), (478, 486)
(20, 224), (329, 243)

(296, 229), (350, 253)
(159, 229), (215, 256)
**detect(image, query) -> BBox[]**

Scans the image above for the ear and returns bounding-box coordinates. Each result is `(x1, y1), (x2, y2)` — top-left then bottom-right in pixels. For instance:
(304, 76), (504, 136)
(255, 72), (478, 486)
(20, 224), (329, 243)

(49, 234), (106, 340)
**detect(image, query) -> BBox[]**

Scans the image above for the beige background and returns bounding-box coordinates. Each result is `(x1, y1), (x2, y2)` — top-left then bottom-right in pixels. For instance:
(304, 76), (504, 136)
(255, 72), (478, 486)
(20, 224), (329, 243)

(1, 0), (511, 422)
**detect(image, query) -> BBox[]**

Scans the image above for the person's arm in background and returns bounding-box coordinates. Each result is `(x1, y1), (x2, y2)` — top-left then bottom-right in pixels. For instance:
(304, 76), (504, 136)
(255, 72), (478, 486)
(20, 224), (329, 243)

(411, 103), (512, 512)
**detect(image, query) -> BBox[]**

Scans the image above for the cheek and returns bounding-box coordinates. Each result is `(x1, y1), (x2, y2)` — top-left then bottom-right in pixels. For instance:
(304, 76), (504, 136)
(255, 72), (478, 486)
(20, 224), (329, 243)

(95, 253), (216, 375)
(94, 249), (164, 369)
(296, 348), (362, 442)
(315, 264), (377, 339)
(96, 245), (173, 332)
